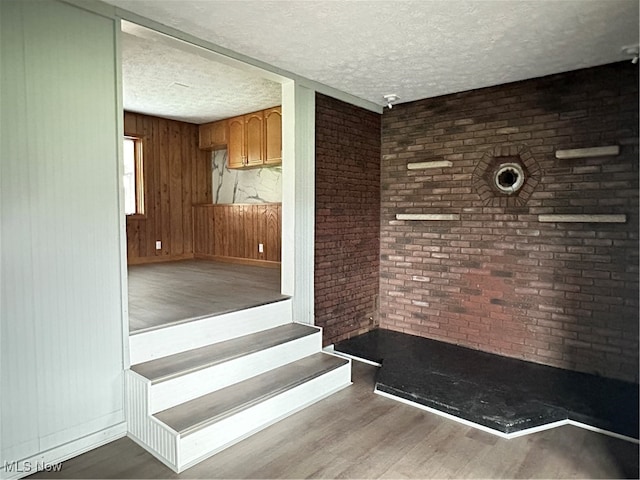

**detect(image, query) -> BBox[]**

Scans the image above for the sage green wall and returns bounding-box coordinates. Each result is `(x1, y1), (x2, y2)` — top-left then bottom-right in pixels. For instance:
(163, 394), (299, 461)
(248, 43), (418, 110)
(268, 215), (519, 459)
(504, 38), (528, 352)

(1, 0), (125, 468)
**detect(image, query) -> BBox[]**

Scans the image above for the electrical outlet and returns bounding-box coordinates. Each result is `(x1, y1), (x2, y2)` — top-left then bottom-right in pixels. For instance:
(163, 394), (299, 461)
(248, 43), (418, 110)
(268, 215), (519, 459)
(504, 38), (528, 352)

(258, 243), (264, 253)
(155, 241), (162, 250)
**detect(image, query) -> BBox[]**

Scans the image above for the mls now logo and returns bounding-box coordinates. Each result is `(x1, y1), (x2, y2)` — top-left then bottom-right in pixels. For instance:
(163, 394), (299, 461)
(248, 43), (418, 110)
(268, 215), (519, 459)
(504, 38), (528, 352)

(3, 461), (63, 474)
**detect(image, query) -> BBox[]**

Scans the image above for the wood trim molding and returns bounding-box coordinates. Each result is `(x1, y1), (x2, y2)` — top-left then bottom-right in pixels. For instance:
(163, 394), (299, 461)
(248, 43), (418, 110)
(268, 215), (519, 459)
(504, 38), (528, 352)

(127, 253), (194, 265)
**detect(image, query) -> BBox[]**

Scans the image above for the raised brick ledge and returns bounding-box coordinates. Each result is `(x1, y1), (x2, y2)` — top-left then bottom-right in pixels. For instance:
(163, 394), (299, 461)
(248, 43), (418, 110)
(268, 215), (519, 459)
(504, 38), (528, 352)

(407, 160), (453, 170)
(555, 146), (620, 159)
(538, 214), (627, 223)
(396, 213), (460, 221)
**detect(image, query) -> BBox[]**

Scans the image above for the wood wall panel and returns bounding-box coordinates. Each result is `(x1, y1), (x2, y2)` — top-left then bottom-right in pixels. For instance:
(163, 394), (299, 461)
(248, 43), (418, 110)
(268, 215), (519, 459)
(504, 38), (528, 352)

(193, 203), (281, 266)
(125, 112), (211, 264)
(266, 205), (281, 262)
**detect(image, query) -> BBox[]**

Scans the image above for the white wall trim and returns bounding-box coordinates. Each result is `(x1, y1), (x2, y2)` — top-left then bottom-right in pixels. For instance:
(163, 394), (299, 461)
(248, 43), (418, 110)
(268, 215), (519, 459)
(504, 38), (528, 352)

(281, 81), (296, 299)
(375, 388), (639, 444)
(566, 420), (640, 444)
(113, 17), (130, 371)
(281, 82), (316, 325)
(0, 423), (126, 480)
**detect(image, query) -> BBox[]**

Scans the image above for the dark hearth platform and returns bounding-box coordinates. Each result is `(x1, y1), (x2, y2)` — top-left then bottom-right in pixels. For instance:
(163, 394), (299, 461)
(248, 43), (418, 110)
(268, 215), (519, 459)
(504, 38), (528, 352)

(334, 329), (638, 439)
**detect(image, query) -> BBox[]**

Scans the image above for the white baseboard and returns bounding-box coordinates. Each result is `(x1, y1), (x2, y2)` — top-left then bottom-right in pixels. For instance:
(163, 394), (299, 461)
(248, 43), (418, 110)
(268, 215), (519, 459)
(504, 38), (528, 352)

(1, 423), (127, 480)
(566, 420), (640, 444)
(374, 388), (639, 444)
(324, 345), (382, 367)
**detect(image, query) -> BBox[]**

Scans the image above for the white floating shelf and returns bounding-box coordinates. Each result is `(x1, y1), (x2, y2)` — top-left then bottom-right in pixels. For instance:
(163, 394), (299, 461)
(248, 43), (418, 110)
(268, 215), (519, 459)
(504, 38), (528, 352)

(538, 214), (626, 223)
(555, 146), (619, 159)
(407, 160), (453, 170)
(396, 214), (460, 221)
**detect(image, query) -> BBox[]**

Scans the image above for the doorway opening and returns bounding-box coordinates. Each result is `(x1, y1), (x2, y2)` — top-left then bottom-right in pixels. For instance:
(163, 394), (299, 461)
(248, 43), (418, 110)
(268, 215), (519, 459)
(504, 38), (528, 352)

(120, 21), (291, 333)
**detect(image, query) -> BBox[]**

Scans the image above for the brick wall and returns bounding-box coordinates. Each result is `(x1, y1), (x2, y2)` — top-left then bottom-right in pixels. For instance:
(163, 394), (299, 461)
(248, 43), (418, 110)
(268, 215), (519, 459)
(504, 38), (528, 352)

(315, 93), (381, 345)
(380, 63), (639, 383)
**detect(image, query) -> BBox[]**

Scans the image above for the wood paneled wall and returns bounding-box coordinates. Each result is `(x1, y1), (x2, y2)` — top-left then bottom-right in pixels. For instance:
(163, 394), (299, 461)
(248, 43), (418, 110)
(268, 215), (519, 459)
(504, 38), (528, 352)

(193, 203), (281, 266)
(125, 112), (211, 264)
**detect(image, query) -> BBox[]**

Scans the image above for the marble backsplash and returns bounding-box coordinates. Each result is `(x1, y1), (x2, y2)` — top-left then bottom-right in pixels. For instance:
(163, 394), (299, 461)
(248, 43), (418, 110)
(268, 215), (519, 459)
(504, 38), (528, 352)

(212, 149), (282, 204)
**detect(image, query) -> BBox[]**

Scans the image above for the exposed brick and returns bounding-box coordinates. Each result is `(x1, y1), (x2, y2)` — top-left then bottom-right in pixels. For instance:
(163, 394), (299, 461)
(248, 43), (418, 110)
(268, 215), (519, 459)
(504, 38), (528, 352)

(380, 63), (639, 383)
(315, 93), (381, 345)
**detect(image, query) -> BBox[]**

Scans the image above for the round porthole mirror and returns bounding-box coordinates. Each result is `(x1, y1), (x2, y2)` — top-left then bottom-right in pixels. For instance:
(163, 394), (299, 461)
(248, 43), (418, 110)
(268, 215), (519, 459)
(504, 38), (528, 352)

(494, 162), (525, 194)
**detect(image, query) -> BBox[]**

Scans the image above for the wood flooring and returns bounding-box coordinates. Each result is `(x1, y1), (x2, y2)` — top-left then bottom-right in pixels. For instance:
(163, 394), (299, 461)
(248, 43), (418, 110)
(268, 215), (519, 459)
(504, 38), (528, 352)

(29, 361), (639, 479)
(128, 259), (285, 332)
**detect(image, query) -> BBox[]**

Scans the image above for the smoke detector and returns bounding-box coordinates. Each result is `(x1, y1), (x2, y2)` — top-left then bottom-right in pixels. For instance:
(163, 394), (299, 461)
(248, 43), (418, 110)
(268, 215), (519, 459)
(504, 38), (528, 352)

(383, 94), (399, 109)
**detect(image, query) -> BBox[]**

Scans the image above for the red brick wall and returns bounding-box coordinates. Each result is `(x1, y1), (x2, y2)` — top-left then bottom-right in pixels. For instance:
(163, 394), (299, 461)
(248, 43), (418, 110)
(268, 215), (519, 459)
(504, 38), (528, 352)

(315, 93), (381, 345)
(380, 63), (639, 383)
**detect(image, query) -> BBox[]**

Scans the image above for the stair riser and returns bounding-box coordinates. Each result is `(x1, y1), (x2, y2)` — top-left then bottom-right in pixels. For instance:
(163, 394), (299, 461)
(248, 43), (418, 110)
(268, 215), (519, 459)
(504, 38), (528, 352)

(177, 361), (352, 472)
(130, 299), (293, 365)
(149, 332), (322, 413)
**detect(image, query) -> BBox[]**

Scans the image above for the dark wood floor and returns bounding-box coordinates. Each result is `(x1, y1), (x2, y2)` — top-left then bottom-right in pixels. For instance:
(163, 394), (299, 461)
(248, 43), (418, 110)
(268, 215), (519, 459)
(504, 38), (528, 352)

(30, 362), (639, 479)
(128, 259), (285, 332)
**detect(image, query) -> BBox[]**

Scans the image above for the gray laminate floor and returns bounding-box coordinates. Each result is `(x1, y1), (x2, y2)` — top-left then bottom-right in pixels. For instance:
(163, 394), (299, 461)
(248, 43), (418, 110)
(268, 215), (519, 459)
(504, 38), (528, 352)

(128, 260), (285, 333)
(28, 362), (639, 479)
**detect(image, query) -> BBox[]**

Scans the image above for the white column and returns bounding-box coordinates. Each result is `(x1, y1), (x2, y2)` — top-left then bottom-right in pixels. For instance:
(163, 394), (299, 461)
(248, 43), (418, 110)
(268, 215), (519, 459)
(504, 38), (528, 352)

(281, 82), (316, 324)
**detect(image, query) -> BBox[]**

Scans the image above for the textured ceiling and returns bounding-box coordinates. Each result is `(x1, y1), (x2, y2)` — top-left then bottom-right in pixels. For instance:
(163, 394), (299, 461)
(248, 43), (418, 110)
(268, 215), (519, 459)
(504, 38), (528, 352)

(122, 25), (281, 124)
(112, 0), (639, 117)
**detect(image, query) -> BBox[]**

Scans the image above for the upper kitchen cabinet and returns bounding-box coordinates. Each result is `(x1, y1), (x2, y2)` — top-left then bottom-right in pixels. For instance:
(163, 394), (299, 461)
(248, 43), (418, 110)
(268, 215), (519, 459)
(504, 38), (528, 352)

(263, 107), (282, 166)
(227, 116), (245, 168)
(244, 111), (265, 167)
(198, 119), (228, 150)
(226, 107), (282, 169)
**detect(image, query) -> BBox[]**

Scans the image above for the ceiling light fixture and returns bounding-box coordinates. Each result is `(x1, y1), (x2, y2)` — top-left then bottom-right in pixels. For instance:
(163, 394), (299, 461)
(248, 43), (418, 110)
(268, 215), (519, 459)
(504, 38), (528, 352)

(383, 94), (399, 109)
(621, 44), (639, 64)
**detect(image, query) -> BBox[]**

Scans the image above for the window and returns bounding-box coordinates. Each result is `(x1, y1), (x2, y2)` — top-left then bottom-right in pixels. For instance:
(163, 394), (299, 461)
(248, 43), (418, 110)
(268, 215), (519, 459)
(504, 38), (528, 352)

(123, 136), (144, 216)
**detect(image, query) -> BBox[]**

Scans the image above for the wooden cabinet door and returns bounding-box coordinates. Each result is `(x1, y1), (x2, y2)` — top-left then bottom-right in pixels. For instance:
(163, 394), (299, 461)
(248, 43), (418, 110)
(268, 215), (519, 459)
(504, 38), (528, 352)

(198, 123), (214, 149)
(245, 111), (264, 167)
(263, 107), (282, 165)
(199, 121), (228, 150)
(227, 116), (245, 168)
(210, 120), (228, 148)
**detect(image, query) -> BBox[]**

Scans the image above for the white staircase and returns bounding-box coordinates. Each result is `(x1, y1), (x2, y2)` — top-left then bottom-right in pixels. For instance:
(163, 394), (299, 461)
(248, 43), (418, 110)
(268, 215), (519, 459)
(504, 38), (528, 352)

(125, 299), (351, 472)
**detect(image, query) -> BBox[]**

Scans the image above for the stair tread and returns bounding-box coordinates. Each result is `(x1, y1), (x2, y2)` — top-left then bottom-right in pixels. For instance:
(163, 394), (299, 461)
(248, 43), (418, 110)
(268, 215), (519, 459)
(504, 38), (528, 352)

(131, 323), (318, 383)
(154, 352), (348, 436)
